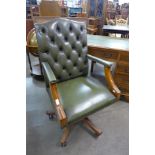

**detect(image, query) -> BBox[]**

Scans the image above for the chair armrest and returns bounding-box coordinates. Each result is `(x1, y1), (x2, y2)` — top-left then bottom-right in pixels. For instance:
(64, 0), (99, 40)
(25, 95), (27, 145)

(87, 54), (120, 99)
(42, 62), (57, 83)
(50, 83), (67, 128)
(87, 54), (113, 67)
(104, 66), (121, 100)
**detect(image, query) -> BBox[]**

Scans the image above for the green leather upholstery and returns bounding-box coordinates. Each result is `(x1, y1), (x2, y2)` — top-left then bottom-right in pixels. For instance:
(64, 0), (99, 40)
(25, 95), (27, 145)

(35, 18), (88, 82)
(57, 76), (116, 124)
(87, 54), (113, 67)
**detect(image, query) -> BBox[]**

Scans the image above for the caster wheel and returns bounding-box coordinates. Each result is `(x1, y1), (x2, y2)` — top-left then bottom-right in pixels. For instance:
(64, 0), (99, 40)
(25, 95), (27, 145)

(46, 111), (55, 120)
(49, 114), (54, 120)
(95, 131), (102, 137)
(61, 142), (67, 147)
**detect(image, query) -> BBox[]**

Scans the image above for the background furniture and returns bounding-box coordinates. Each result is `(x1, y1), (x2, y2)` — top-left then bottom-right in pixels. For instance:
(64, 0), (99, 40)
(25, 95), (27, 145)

(87, 0), (104, 34)
(115, 17), (128, 26)
(77, 12), (87, 17)
(26, 19), (34, 38)
(26, 0), (37, 19)
(103, 25), (129, 38)
(104, 0), (116, 20)
(26, 28), (43, 80)
(87, 34), (129, 101)
(34, 18), (120, 146)
(104, 0), (129, 25)
(39, 1), (68, 17)
(68, 7), (82, 17)
(30, 5), (40, 18)
(87, 17), (99, 34)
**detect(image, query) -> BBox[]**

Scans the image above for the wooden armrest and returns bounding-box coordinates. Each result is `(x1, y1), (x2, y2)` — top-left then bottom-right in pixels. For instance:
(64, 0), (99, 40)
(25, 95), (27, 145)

(50, 83), (67, 128)
(104, 66), (121, 100)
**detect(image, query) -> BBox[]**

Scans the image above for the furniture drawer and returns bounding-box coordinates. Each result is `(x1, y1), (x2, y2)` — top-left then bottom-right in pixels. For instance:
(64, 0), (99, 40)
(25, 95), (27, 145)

(119, 86), (129, 94)
(114, 73), (129, 84)
(89, 49), (118, 60)
(119, 53), (129, 62)
(116, 62), (129, 74)
(115, 80), (129, 94)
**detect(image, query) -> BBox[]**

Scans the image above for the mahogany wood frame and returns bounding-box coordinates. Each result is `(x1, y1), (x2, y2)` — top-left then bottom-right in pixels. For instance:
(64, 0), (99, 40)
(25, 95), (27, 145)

(104, 66), (121, 100)
(49, 83), (67, 128)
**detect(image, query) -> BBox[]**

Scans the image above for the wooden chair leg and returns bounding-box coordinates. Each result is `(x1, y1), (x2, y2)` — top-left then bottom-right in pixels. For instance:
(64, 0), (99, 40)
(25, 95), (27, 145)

(82, 117), (102, 136)
(60, 127), (70, 147)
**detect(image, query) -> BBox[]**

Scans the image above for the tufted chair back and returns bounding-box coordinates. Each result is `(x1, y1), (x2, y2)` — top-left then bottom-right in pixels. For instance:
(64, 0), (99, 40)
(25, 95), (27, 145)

(35, 18), (88, 82)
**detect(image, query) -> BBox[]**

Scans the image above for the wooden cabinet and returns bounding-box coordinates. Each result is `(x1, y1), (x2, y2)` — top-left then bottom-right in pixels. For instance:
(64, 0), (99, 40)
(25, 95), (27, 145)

(39, 1), (68, 17)
(114, 52), (129, 101)
(87, 0), (104, 35)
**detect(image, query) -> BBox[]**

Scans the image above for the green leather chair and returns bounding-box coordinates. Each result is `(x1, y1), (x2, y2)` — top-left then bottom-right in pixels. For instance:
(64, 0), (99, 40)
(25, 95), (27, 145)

(34, 18), (121, 146)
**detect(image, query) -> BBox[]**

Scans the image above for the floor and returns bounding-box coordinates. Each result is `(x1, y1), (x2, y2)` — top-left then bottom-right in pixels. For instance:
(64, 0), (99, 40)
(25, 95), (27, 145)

(26, 55), (129, 155)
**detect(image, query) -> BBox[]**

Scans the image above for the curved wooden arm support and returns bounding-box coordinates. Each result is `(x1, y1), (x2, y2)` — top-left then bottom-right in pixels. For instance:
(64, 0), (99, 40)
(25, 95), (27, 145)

(104, 66), (121, 100)
(50, 83), (67, 128)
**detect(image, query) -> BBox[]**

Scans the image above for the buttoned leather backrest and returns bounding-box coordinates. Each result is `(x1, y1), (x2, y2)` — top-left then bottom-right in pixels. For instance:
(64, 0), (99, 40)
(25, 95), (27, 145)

(35, 18), (88, 82)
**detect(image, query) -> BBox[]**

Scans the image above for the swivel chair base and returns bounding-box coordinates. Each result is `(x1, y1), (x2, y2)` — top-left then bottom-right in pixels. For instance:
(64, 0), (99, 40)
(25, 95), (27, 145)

(46, 112), (102, 147)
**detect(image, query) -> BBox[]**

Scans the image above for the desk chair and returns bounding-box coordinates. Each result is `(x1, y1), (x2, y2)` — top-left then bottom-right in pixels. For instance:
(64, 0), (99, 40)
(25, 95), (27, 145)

(34, 18), (121, 146)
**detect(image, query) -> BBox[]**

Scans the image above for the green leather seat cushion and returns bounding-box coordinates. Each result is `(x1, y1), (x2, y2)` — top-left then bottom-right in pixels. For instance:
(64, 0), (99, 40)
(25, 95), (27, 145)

(57, 76), (116, 124)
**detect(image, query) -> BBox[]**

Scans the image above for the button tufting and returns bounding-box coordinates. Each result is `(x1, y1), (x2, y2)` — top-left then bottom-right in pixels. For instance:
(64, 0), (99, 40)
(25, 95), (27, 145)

(67, 55), (70, 59)
(50, 36), (55, 43)
(80, 26), (83, 31)
(57, 76), (61, 80)
(54, 58), (57, 62)
(36, 19), (88, 82)
(72, 44), (75, 49)
(59, 46), (63, 51)
(41, 27), (46, 33)
(69, 24), (73, 32)
(44, 50), (49, 54)
(82, 43), (86, 47)
(56, 25), (60, 33)
(76, 35), (79, 40)
(64, 36), (68, 42)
